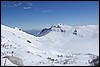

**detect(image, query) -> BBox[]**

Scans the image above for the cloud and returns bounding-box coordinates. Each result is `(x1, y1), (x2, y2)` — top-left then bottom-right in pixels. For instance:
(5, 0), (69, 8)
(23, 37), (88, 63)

(42, 10), (53, 13)
(14, 3), (22, 6)
(1, 4), (13, 7)
(2, 5), (14, 7)
(1, 2), (23, 7)
(23, 2), (33, 10)
(42, 10), (46, 12)
(46, 10), (53, 12)
(1, 2), (33, 9)
(23, 7), (32, 10)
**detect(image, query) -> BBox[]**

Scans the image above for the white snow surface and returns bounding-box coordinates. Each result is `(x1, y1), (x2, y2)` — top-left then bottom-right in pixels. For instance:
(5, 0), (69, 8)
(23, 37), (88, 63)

(1, 24), (99, 66)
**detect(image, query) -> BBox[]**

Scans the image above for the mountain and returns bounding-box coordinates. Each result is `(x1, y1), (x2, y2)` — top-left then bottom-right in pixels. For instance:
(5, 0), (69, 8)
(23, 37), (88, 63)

(36, 23), (99, 37)
(36, 24), (72, 37)
(36, 23), (99, 55)
(23, 29), (41, 36)
(1, 24), (99, 66)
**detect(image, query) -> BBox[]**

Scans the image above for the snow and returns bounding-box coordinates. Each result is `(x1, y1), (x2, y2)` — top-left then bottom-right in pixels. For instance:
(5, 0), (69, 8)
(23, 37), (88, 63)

(1, 24), (99, 66)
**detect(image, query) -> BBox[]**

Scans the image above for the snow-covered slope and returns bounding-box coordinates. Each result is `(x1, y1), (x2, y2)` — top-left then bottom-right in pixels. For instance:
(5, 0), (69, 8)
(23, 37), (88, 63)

(37, 24), (99, 55)
(1, 24), (99, 66)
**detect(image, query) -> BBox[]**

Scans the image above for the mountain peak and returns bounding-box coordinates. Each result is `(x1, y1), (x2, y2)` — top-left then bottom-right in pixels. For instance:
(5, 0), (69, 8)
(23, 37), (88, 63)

(51, 23), (64, 28)
(36, 23), (72, 37)
(51, 23), (71, 29)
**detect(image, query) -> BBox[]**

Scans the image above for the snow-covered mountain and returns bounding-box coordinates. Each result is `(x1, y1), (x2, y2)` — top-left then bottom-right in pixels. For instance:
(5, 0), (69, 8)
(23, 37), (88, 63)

(36, 23), (99, 37)
(36, 24), (72, 37)
(1, 24), (99, 66)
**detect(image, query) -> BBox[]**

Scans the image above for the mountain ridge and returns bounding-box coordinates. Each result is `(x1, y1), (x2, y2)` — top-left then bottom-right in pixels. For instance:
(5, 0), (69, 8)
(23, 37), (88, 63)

(36, 23), (99, 37)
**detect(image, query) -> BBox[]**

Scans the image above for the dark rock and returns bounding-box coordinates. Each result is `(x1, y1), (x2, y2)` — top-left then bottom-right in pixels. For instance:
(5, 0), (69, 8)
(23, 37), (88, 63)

(27, 40), (31, 43)
(89, 56), (99, 66)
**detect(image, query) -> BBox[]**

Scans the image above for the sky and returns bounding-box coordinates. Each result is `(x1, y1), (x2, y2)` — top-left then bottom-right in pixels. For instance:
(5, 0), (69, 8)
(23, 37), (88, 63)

(1, 1), (99, 30)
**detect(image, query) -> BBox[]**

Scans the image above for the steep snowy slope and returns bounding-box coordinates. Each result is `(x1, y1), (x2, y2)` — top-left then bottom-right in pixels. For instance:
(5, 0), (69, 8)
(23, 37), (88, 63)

(1, 24), (99, 66)
(1, 24), (46, 66)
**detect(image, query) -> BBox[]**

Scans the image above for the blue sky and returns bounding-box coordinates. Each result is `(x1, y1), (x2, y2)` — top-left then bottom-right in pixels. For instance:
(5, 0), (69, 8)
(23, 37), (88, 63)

(1, 1), (99, 30)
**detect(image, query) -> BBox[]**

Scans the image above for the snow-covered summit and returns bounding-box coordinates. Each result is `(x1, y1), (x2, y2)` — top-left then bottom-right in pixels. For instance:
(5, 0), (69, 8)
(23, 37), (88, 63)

(51, 23), (71, 29)
(36, 24), (72, 37)
(36, 23), (99, 37)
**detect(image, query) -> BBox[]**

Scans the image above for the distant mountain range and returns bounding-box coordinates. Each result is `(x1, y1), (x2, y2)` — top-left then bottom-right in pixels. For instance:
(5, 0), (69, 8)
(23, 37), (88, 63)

(23, 29), (41, 36)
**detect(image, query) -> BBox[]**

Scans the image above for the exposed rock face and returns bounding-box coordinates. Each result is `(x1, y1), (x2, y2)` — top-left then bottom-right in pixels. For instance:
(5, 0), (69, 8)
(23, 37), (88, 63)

(73, 29), (77, 35)
(3, 56), (24, 66)
(89, 56), (99, 66)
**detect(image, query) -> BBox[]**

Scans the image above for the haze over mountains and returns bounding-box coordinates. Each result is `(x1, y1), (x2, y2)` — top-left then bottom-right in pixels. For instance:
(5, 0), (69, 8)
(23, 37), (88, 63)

(1, 24), (99, 66)
(23, 29), (41, 36)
